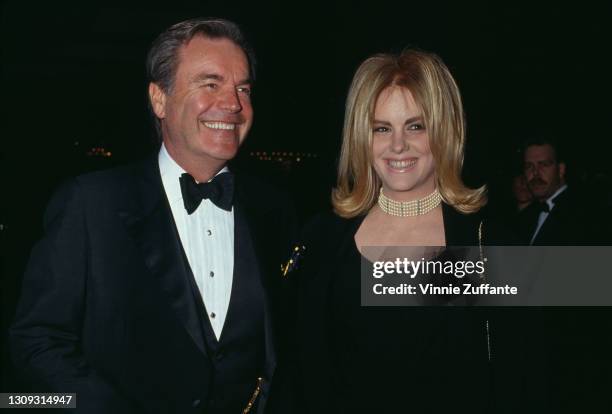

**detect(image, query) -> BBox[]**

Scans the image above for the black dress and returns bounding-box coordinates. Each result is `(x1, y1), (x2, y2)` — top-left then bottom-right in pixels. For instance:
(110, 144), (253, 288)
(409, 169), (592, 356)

(294, 204), (494, 413)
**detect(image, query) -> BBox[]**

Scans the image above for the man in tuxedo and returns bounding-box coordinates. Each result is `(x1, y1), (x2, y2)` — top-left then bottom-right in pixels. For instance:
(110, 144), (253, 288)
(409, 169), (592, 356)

(10, 18), (295, 413)
(517, 137), (600, 245)
(515, 137), (612, 411)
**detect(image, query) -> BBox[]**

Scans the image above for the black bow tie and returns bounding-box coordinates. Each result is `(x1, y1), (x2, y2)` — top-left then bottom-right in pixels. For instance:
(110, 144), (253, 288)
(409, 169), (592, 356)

(179, 172), (234, 214)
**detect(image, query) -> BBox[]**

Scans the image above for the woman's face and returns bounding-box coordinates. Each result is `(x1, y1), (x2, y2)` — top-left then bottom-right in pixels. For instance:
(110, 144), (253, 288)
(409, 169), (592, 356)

(371, 86), (436, 201)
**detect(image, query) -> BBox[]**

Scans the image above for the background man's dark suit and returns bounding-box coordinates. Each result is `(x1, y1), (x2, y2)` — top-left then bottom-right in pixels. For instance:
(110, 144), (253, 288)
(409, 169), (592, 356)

(516, 186), (612, 411)
(9, 156), (296, 413)
(517, 187), (606, 245)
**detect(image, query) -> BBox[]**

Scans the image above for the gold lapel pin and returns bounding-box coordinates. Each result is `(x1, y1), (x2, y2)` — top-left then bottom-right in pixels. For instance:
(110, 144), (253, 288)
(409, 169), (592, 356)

(281, 245), (306, 277)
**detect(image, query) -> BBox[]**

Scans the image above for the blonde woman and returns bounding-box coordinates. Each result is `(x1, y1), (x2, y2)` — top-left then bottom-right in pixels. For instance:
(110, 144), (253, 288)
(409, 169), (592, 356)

(293, 50), (499, 413)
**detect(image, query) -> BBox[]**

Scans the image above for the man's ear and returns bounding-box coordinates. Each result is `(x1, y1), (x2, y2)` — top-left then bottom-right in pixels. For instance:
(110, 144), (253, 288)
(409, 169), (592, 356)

(559, 162), (567, 182)
(148, 82), (167, 119)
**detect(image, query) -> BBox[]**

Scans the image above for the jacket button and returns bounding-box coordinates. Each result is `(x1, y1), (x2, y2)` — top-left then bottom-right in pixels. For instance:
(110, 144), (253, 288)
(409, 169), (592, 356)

(192, 399), (201, 408)
(215, 351), (224, 361)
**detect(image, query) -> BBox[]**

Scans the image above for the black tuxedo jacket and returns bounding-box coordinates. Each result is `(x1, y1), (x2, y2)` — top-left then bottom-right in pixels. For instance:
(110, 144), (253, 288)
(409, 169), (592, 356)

(517, 187), (608, 245)
(10, 155), (296, 413)
(509, 188), (612, 411)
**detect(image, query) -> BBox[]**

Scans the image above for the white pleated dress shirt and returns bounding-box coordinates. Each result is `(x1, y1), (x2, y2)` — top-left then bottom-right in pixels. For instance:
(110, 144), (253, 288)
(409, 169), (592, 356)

(159, 144), (234, 339)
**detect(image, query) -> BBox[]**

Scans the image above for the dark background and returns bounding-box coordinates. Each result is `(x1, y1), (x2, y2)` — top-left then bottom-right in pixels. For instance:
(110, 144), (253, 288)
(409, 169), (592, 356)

(1, 0), (611, 391)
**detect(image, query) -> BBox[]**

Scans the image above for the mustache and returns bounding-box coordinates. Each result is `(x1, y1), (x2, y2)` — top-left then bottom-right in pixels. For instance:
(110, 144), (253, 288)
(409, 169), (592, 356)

(529, 178), (548, 186)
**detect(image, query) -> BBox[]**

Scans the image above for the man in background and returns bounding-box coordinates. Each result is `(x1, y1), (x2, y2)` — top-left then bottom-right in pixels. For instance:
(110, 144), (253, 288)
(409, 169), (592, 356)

(516, 136), (611, 411)
(518, 137), (603, 245)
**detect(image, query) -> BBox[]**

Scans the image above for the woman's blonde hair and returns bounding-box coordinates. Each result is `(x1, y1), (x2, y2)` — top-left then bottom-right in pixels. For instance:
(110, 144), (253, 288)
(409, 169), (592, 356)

(332, 49), (486, 218)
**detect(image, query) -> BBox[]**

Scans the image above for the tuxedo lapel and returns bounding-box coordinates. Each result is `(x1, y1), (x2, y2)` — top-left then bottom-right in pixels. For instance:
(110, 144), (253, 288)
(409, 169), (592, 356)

(232, 177), (278, 386)
(118, 156), (207, 357)
(532, 189), (569, 245)
(218, 200), (264, 345)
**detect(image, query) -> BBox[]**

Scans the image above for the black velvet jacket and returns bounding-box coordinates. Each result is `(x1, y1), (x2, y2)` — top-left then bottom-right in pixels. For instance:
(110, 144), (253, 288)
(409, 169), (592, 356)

(291, 204), (504, 413)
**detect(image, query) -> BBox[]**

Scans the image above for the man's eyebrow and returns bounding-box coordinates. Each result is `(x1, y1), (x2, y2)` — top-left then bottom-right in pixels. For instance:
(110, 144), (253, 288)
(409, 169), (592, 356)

(191, 73), (252, 86)
(372, 116), (423, 125)
(237, 77), (253, 85)
(192, 73), (223, 83)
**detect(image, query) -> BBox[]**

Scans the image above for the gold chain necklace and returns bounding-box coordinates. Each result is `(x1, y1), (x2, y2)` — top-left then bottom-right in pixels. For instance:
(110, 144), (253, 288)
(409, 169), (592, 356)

(377, 187), (441, 217)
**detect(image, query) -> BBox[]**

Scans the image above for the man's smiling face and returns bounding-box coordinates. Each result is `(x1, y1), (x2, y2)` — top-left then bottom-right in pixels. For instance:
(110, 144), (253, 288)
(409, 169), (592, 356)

(150, 35), (253, 172)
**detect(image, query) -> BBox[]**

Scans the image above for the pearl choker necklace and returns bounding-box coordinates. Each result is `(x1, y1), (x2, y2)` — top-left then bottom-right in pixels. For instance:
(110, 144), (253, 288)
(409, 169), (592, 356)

(377, 188), (441, 217)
